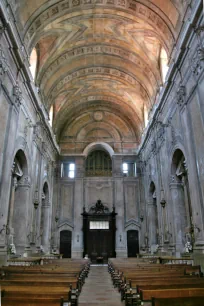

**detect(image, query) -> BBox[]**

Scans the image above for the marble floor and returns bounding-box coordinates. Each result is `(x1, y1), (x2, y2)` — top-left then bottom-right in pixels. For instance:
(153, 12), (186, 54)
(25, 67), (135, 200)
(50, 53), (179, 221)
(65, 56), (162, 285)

(79, 265), (124, 306)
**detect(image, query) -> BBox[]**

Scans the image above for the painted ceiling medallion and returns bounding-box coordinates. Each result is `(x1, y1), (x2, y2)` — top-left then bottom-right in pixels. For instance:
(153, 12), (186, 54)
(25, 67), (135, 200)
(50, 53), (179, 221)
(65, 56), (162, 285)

(93, 111), (104, 121)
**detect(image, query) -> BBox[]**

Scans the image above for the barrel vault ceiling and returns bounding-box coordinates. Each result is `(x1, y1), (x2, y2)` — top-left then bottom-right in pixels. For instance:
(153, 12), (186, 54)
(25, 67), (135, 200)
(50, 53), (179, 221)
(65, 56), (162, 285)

(15, 0), (186, 154)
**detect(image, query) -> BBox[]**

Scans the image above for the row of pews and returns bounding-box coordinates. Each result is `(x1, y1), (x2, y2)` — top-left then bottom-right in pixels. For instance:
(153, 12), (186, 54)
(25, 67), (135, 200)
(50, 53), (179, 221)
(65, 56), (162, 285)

(0, 258), (90, 306)
(108, 258), (204, 306)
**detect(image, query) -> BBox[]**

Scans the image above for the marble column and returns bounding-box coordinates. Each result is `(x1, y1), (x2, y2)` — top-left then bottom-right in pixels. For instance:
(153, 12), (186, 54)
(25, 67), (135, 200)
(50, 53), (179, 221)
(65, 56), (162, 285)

(147, 201), (157, 246)
(41, 201), (51, 253)
(72, 157), (84, 258)
(13, 177), (31, 254)
(169, 182), (186, 256)
(113, 156), (127, 257)
(7, 174), (18, 243)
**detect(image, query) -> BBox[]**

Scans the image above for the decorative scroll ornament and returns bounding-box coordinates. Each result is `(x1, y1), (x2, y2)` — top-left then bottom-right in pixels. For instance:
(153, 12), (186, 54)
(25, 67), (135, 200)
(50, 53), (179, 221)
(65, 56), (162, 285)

(89, 199), (109, 214)
(176, 85), (186, 108)
(151, 140), (157, 155)
(197, 48), (204, 61)
(13, 83), (22, 108)
(191, 49), (204, 77)
(191, 26), (204, 76)
(0, 48), (8, 77)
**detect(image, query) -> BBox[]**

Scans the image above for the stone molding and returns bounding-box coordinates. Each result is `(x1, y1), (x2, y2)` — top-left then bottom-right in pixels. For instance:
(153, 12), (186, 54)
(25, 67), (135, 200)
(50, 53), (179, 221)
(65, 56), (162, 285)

(18, 176), (31, 188)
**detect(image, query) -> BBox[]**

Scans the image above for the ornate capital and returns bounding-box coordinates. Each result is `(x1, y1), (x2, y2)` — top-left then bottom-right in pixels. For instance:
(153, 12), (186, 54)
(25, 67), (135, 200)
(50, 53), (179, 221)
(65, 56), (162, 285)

(18, 176), (31, 187)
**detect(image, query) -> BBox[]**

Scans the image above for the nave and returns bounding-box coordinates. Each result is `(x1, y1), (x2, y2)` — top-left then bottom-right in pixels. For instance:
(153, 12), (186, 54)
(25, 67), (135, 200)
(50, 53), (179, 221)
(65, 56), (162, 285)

(1, 257), (204, 306)
(79, 265), (123, 306)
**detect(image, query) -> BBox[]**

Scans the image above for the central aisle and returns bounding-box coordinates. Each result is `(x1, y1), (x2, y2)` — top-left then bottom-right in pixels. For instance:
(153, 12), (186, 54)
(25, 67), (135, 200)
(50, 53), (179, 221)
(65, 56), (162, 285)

(79, 265), (124, 306)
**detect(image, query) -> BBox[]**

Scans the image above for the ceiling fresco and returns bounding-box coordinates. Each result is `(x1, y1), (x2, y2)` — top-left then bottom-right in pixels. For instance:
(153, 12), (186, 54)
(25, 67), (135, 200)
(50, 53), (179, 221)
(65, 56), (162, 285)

(15, 0), (187, 153)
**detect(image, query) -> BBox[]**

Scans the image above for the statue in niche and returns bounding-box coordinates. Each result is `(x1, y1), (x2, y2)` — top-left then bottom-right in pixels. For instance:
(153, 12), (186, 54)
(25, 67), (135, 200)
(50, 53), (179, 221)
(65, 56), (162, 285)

(12, 159), (23, 190)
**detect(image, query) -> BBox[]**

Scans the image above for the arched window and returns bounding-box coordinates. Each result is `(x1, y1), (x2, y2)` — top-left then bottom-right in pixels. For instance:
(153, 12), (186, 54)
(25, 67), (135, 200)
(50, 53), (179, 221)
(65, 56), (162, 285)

(49, 105), (54, 127)
(160, 47), (169, 83)
(29, 48), (38, 80)
(144, 104), (149, 128)
(86, 150), (112, 176)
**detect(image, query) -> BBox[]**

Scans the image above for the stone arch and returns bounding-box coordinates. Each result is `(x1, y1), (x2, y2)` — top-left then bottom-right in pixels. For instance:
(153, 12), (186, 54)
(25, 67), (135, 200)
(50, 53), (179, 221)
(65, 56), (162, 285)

(83, 142), (115, 158)
(170, 148), (193, 255)
(169, 143), (186, 171)
(13, 136), (32, 177)
(8, 149), (30, 254)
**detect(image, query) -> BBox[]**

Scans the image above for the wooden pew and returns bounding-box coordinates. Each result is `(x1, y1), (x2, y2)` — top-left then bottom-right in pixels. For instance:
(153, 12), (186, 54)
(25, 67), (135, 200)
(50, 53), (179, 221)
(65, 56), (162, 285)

(108, 258), (204, 306)
(0, 258), (90, 306)
(151, 296), (204, 306)
(140, 288), (204, 300)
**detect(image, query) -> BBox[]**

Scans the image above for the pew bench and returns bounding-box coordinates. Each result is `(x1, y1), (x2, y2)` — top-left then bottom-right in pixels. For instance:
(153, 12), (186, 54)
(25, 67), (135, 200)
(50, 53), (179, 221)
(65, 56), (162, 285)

(140, 288), (204, 302)
(151, 296), (204, 306)
(1, 284), (78, 306)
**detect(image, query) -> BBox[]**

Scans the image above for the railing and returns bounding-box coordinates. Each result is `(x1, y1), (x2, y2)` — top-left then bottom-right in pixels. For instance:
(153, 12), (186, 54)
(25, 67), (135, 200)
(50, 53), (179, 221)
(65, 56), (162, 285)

(7, 254), (63, 266)
(139, 254), (194, 265)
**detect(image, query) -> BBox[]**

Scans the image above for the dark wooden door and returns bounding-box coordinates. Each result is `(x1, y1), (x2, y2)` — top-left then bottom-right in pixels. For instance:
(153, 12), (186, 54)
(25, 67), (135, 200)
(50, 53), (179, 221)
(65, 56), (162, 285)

(87, 229), (111, 260)
(127, 230), (139, 257)
(60, 230), (72, 258)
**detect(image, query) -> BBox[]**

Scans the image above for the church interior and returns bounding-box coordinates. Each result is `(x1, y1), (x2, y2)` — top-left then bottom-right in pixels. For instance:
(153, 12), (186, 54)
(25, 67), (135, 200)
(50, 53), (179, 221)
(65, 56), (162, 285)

(1, 0), (204, 305)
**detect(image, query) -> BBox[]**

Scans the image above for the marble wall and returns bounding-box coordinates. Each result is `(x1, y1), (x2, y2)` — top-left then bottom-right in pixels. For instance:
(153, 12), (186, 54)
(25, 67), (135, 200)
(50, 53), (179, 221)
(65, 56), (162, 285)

(0, 7), (59, 264)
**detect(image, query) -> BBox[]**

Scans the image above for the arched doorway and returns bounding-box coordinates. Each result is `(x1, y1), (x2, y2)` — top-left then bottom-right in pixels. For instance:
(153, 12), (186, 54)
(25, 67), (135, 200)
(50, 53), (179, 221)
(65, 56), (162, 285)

(127, 230), (139, 257)
(40, 182), (50, 253)
(148, 182), (159, 247)
(60, 230), (72, 258)
(170, 149), (193, 254)
(8, 149), (30, 254)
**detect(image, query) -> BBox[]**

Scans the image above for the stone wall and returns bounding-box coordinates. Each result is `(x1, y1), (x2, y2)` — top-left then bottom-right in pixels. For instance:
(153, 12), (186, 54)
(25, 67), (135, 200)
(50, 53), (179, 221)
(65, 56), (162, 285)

(0, 4), (59, 264)
(53, 153), (140, 258)
(139, 1), (204, 256)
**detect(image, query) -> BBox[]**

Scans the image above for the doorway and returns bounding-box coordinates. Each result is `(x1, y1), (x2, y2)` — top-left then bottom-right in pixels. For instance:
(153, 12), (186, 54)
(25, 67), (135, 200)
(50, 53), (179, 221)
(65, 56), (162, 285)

(82, 200), (117, 262)
(60, 230), (72, 258)
(127, 230), (139, 257)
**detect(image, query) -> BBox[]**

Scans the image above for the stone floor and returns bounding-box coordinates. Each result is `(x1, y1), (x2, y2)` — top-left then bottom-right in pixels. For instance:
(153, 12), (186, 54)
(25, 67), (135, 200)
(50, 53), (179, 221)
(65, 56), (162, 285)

(79, 265), (124, 306)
